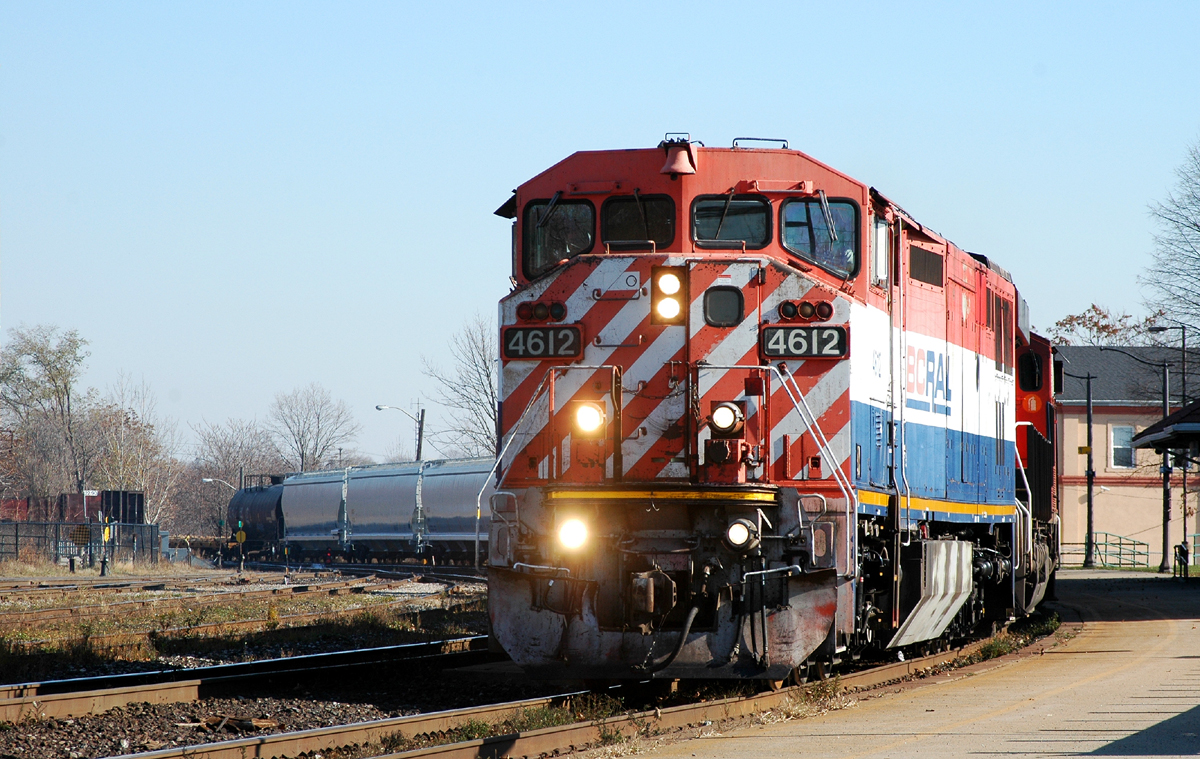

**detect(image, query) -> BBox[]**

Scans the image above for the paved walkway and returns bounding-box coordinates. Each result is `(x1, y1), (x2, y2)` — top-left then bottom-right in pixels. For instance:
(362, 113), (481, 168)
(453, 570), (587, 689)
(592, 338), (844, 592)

(645, 569), (1200, 758)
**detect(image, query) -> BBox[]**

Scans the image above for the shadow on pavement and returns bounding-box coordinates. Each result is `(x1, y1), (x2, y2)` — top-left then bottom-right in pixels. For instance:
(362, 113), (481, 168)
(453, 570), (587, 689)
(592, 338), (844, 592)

(1054, 570), (1200, 623)
(1089, 703), (1200, 755)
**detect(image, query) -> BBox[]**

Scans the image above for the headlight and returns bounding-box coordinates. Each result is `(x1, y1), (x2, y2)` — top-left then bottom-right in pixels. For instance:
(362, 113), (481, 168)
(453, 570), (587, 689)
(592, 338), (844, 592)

(709, 401), (744, 437)
(652, 266), (687, 325)
(558, 518), (588, 549)
(724, 518), (759, 551)
(575, 403), (605, 434)
(656, 297), (681, 319)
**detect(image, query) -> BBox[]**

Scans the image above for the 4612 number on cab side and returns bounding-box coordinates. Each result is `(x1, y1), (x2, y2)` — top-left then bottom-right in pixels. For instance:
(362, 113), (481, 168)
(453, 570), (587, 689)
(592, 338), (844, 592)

(503, 325), (584, 360)
(760, 326), (848, 359)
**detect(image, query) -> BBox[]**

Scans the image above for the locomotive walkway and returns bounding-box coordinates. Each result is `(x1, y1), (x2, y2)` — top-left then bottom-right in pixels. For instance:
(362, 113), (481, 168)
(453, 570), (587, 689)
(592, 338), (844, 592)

(645, 569), (1200, 758)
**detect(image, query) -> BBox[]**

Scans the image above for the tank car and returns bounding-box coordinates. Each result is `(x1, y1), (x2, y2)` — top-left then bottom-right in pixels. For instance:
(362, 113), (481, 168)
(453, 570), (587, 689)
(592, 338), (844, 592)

(227, 482), (284, 556)
(485, 136), (1058, 681)
(225, 457), (494, 563)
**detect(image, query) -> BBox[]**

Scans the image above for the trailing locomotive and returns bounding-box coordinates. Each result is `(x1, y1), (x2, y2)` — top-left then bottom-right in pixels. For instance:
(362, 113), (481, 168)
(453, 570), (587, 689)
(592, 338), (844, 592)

(226, 458), (494, 563)
(486, 136), (1058, 681)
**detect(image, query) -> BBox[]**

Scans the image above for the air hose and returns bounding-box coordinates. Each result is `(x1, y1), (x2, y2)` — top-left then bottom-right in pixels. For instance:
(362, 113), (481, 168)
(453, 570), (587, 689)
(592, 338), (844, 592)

(636, 605), (701, 674)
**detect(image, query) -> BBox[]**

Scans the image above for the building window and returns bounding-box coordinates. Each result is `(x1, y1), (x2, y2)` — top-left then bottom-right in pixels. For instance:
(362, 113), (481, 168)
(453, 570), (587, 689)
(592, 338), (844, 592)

(1112, 425), (1135, 469)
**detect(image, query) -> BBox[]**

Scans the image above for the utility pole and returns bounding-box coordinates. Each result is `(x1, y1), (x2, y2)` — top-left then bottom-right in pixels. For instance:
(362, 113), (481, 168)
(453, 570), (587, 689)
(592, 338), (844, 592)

(1066, 371), (1097, 567)
(1099, 347), (1173, 572)
(415, 407), (426, 462)
(376, 403), (426, 462)
(1162, 363), (1173, 573)
(1150, 323), (1190, 558)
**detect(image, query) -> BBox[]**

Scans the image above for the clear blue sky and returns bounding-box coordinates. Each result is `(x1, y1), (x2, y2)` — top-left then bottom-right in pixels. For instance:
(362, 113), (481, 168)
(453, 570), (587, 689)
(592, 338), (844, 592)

(3, 2), (1198, 461)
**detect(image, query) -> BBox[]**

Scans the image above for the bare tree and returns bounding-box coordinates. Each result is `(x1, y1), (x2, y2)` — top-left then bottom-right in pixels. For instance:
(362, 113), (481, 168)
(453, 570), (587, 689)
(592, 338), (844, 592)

(93, 375), (184, 526)
(1144, 140), (1200, 333)
(0, 325), (102, 495)
(266, 384), (361, 472)
(184, 418), (285, 535)
(383, 438), (415, 464)
(1045, 304), (1163, 346)
(422, 314), (498, 457)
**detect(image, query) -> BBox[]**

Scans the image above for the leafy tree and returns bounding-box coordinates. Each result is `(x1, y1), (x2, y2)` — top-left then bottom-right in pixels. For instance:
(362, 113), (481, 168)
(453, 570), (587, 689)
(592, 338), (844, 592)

(1045, 304), (1162, 346)
(0, 325), (100, 495)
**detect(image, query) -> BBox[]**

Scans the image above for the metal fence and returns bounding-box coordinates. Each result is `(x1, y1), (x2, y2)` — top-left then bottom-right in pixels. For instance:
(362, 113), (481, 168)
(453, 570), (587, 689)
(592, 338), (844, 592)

(1061, 532), (1151, 568)
(0, 522), (159, 564)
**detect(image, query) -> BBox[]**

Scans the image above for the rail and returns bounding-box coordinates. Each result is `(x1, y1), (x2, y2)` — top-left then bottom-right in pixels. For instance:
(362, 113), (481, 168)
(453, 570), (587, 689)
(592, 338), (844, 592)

(102, 628), (1048, 759)
(1060, 532), (1151, 568)
(0, 636), (490, 720)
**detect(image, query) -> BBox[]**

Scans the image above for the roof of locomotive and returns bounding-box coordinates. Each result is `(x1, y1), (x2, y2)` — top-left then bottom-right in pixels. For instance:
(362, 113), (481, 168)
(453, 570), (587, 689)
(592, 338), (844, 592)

(512, 144), (866, 198)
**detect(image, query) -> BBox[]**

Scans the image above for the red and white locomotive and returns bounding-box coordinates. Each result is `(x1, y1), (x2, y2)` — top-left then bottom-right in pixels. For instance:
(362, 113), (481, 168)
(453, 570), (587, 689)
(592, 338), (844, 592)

(486, 136), (1057, 680)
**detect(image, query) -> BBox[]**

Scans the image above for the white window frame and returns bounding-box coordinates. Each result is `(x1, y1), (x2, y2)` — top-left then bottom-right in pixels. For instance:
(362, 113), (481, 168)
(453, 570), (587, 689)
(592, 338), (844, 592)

(871, 217), (890, 287)
(1111, 425), (1135, 469)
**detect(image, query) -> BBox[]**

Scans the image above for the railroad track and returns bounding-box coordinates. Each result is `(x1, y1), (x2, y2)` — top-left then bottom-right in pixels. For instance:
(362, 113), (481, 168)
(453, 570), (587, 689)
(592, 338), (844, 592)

(0, 574), (227, 591)
(6, 575), (403, 626)
(0, 635), (491, 721)
(0, 575), (251, 602)
(101, 627), (1071, 759)
(246, 561), (487, 587)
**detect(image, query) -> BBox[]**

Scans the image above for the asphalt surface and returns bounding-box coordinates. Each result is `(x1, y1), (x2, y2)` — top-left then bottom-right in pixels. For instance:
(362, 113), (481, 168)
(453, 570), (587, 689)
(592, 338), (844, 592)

(644, 569), (1200, 758)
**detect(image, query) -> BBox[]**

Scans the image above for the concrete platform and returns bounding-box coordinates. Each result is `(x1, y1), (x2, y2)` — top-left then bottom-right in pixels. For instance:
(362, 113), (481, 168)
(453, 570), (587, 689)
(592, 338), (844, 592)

(642, 569), (1200, 758)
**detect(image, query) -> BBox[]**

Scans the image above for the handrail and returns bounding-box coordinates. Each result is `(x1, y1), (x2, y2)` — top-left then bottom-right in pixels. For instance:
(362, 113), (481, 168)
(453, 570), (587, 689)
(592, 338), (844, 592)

(697, 362), (856, 576)
(474, 364), (623, 568)
(1061, 532), (1150, 568)
(1011, 422), (1037, 573)
(512, 562), (571, 577)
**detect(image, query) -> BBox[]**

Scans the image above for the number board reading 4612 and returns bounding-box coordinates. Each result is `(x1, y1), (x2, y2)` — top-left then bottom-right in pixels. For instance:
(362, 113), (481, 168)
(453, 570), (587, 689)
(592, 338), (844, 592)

(760, 325), (848, 358)
(503, 325), (584, 360)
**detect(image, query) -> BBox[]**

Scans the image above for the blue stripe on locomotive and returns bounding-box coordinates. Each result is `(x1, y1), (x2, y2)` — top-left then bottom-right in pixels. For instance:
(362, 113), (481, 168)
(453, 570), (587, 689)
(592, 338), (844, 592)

(850, 401), (1015, 515)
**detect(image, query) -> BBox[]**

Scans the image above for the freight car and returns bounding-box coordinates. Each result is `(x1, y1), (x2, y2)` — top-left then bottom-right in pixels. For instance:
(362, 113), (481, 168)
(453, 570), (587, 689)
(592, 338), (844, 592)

(485, 135), (1058, 682)
(226, 457), (494, 563)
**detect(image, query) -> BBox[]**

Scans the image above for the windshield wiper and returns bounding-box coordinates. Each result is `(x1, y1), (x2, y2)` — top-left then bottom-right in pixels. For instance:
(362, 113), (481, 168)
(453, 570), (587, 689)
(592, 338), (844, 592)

(817, 190), (838, 243)
(712, 189), (736, 240)
(633, 188), (650, 240)
(537, 190), (563, 228)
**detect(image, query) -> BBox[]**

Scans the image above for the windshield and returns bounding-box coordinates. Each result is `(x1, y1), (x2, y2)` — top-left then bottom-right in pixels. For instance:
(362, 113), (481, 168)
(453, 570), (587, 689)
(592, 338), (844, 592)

(692, 195), (770, 248)
(781, 199), (858, 277)
(523, 199), (594, 278)
(601, 194), (675, 250)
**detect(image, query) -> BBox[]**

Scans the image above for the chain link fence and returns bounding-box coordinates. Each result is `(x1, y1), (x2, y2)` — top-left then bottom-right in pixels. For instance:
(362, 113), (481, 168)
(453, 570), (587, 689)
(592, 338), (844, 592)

(0, 522), (160, 564)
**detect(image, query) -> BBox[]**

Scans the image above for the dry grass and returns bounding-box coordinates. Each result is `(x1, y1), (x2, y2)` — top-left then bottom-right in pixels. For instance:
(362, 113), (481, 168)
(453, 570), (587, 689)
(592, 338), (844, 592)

(0, 557), (220, 579)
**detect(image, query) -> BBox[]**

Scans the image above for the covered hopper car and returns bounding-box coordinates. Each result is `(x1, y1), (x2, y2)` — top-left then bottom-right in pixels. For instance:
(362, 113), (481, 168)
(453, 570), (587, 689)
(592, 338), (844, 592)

(226, 457), (494, 563)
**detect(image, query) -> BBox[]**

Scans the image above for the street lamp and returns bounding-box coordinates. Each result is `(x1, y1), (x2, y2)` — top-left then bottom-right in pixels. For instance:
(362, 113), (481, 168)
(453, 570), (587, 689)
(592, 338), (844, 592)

(1098, 346), (1174, 572)
(202, 478), (238, 491)
(1149, 322), (1190, 553)
(376, 404), (426, 461)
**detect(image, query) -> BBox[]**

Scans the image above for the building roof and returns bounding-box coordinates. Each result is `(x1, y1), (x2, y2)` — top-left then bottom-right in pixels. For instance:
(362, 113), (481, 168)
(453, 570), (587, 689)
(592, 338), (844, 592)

(1054, 345), (1186, 406)
(1131, 397), (1200, 451)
